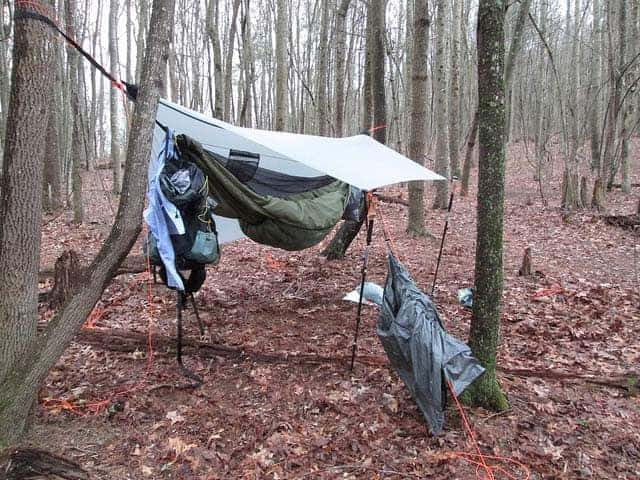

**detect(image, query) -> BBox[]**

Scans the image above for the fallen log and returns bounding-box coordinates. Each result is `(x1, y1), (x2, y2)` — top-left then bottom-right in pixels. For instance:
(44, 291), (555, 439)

(39, 255), (149, 281)
(498, 366), (639, 394)
(0, 448), (88, 480)
(59, 326), (388, 368)
(374, 193), (409, 207)
(603, 213), (640, 231)
(62, 326), (639, 393)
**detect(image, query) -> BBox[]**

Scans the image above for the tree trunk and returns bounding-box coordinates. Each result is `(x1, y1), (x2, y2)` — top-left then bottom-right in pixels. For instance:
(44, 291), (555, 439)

(432, 0), (450, 209)
(407, 0), (430, 237)
(43, 80), (63, 213)
(333, 0), (351, 137)
(315, 0), (330, 135)
(464, 0), (509, 412)
(67, 0), (85, 224)
(48, 251), (82, 310)
(223, 0), (241, 122)
(370, 0), (386, 145)
(503, 0), (531, 142)
(274, 0), (288, 130)
(589, 0), (601, 171)
(460, 109), (478, 197)
(561, 0), (584, 210)
(600, 0), (622, 196)
(205, 0), (224, 118)
(0, 2), (52, 446)
(109, 0), (122, 194)
(0, 0), (175, 447)
(619, 0), (634, 194)
(322, 0), (386, 259)
(448, 0), (461, 177)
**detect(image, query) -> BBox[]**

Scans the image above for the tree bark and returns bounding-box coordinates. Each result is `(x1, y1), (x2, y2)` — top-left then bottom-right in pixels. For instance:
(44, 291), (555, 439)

(223, 0), (241, 122)
(0, 2), (52, 447)
(333, 0), (351, 137)
(503, 0), (531, 142)
(460, 109), (478, 197)
(588, 0), (602, 171)
(561, 0), (584, 210)
(0, 0), (175, 447)
(43, 83), (63, 213)
(407, 0), (430, 237)
(315, 0), (330, 135)
(274, 0), (288, 130)
(67, 0), (84, 224)
(205, 0), (224, 118)
(448, 0), (461, 177)
(109, 0), (123, 195)
(432, 0), (450, 209)
(464, 0), (509, 412)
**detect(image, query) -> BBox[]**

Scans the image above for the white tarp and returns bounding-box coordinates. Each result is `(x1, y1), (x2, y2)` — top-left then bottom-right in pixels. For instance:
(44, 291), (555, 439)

(154, 99), (445, 192)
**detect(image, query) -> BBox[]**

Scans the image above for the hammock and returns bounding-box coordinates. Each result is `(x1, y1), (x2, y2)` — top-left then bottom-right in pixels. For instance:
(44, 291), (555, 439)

(176, 134), (352, 251)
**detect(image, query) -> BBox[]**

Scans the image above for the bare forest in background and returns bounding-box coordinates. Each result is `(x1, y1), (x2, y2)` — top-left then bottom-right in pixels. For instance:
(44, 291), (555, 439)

(1, 0), (638, 214)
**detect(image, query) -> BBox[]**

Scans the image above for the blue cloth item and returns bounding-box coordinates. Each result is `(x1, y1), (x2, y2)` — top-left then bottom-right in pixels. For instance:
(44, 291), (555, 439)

(144, 129), (185, 291)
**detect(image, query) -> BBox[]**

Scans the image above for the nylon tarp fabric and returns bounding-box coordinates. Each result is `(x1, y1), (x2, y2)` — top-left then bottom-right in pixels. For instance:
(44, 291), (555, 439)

(156, 99), (445, 191)
(377, 254), (485, 435)
(177, 135), (350, 251)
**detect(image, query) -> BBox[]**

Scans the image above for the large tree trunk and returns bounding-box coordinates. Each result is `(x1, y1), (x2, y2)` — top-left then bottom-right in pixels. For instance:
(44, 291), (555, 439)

(0, 0), (175, 447)
(464, 0), (509, 412)
(432, 0), (450, 209)
(406, 0), (430, 236)
(0, 2), (52, 447)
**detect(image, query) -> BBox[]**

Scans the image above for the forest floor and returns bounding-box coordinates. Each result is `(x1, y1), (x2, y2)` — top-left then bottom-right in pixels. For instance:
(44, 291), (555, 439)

(27, 141), (640, 479)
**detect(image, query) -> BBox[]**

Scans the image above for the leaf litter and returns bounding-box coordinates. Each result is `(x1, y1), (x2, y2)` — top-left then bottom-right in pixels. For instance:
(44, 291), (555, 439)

(28, 141), (640, 478)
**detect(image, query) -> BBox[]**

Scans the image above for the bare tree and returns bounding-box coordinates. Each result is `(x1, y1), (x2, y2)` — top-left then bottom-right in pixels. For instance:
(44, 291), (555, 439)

(274, 0), (288, 130)
(0, 0), (175, 446)
(464, 0), (509, 412)
(432, 0), (450, 209)
(109, 0), (122, 194)
(407, 0), (430, 236)
(206, 0), (224, 118)
(333, 0), (352, 137)
(68, 0), (85, 223)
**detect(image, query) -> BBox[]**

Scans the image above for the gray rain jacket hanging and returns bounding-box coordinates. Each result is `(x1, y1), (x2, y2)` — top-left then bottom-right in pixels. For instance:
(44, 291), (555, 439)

(377, 254), (485, 435)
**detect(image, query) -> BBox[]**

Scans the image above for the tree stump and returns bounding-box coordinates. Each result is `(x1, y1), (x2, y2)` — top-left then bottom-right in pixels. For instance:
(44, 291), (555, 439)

(518, 246), (533, 277)
(48, 250), (82, 310)
(592, 178), (605, 210)
(0, 448), (88, 479)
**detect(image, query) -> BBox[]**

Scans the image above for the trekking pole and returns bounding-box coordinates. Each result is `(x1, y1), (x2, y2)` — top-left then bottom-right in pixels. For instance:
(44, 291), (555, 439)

(431, 177), (457, 296)
(176, 291), (203, 386)
(350, 195), (375, 372)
